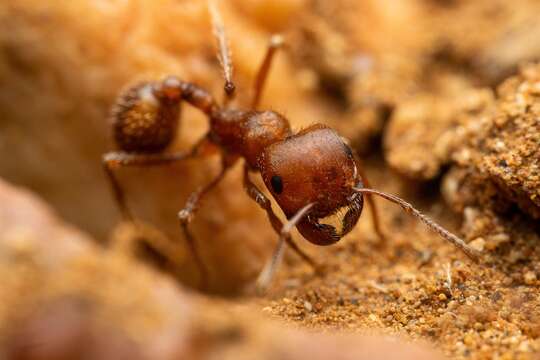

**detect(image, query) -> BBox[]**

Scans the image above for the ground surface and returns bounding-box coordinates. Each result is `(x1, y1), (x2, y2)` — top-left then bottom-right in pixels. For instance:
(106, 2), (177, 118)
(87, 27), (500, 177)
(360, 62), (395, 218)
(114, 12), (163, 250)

(249, 157), (540, 359)
(1, 1), (540, 359)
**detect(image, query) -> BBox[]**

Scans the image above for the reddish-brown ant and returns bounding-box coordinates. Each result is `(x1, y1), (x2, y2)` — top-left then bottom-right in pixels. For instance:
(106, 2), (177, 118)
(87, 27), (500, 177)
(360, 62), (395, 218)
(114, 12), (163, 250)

(103, 1), (479, 291)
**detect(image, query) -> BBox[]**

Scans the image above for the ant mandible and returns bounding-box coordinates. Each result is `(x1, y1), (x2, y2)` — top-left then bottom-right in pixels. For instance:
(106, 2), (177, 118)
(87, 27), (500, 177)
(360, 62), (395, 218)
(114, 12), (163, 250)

(103, 1), (479, 291)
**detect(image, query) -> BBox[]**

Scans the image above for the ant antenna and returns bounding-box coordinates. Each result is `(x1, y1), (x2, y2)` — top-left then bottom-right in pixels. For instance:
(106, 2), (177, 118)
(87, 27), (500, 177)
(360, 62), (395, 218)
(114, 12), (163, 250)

(252, 35), (284, 109)
(208, 0), (235, 104)
(354, 188), (481, 261)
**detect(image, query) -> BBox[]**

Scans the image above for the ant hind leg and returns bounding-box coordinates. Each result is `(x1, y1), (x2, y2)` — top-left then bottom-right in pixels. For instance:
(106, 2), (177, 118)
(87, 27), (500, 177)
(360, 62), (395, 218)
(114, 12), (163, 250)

(251, 34), (284, 109)
(102, 137), (212, 221)
(103, 155), (134, 222)
(102, 149), (202, 221)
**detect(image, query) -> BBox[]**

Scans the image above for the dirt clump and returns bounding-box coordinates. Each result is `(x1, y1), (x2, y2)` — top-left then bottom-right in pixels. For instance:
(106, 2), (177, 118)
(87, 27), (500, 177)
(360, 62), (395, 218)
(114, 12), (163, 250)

(444, 64), (540, 220)
(384, 87), (495, 180)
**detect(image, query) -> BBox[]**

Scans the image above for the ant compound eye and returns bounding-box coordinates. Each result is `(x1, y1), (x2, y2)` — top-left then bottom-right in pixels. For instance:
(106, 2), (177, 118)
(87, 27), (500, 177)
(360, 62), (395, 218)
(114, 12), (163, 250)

(270, 175), (283, 194)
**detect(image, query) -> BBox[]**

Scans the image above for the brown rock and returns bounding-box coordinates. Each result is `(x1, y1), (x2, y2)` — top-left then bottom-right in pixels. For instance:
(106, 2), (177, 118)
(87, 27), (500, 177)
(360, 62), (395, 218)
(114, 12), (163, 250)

(444, 64), (540, 220)
(384, 88), (494, 180)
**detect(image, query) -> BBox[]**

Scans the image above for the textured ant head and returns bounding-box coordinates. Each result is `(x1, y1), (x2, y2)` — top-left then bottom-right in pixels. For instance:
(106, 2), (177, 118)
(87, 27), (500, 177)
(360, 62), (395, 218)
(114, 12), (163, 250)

(259, 124), (361, 220)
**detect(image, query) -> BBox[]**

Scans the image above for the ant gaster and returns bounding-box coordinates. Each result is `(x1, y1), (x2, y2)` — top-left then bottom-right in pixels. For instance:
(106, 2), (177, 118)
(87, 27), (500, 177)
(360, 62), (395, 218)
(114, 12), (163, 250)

(103, 1), (479, 291)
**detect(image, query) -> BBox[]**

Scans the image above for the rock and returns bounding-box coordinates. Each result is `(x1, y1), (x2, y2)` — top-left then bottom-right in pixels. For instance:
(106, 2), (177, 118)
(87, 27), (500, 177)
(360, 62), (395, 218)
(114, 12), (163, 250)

(0, 178), (194, 359)
(290, 0), (540, 153)
(444, 64), (540, 220)
(384, 88), (494, 180)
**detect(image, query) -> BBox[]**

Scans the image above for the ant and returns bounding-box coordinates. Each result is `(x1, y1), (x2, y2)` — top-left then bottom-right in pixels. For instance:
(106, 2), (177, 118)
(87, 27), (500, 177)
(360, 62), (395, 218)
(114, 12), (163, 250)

(102, 1), (480, 291)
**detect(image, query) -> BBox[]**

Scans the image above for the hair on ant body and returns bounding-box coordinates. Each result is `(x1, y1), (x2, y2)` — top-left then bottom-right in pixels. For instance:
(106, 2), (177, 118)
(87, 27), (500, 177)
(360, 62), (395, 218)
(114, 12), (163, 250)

(103, 1), (480, 291)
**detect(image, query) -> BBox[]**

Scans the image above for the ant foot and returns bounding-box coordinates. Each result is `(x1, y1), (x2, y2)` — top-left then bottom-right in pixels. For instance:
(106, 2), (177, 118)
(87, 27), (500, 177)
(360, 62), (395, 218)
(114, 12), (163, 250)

(254, 262), (275, 295)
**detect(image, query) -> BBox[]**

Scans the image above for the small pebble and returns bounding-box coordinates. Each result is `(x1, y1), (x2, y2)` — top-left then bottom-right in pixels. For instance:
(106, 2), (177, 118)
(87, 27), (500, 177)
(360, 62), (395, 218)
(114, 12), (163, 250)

(469, 238), (485, 252)
(523, 271), (536, 285)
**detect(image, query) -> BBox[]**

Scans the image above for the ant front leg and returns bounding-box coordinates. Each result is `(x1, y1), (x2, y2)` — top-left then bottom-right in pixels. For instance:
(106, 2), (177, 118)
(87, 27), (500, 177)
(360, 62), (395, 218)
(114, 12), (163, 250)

(243, 164), (318, 291)
(177, 153), (237, 288)
(255, 203), (315, 293)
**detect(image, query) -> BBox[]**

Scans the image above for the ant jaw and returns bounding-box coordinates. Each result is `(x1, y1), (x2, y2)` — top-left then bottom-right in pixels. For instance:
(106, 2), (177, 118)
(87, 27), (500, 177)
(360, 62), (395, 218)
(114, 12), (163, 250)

(347, 190), (363, 202)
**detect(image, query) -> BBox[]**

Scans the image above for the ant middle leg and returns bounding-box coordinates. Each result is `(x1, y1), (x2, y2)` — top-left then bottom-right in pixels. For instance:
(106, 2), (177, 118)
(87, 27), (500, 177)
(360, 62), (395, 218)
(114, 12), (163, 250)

(243, 164), (317, 291)
(177, 153), (237, 287)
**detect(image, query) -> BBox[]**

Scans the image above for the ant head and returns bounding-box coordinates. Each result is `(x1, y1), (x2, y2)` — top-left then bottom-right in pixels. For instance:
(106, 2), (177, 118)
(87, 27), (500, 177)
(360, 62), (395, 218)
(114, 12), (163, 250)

(259, 124), (360, 220)
(153, 76), (183, 103)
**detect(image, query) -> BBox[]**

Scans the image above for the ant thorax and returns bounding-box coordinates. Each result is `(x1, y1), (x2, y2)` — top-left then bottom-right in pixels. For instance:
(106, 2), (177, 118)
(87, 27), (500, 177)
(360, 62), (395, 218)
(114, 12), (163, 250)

(209, 110), (291, 169)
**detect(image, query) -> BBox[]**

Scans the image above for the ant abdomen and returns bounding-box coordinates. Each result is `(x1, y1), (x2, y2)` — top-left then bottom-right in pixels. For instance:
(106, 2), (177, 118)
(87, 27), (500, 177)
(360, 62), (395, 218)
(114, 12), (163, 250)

(111, 81), (180, 153)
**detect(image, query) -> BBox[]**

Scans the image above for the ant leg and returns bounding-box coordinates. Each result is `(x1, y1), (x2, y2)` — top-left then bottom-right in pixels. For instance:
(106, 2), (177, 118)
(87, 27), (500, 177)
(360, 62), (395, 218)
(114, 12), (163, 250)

(243, 165), (316, 267)
(358, 177), (385, 243)
(251, 35), (284, 109)
(351, 156), (385, 242)
(102, 138), (210, 221)
(103, 156), (134, 222)
(354, 188), (481, 261)
(103, 152), (192, 221)
(243, 165), (317, 290)
(178, 155), (236, 287)
(255, 203), (314, 292)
